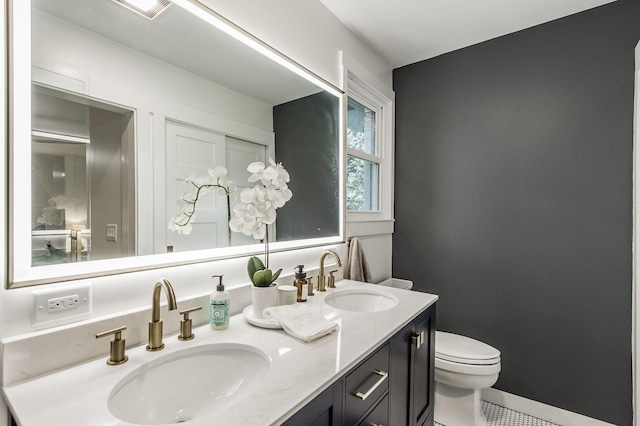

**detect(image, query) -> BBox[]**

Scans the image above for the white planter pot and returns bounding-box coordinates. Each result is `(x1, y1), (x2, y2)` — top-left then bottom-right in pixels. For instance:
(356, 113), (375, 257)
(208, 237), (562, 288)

(252, 285), (278, 319)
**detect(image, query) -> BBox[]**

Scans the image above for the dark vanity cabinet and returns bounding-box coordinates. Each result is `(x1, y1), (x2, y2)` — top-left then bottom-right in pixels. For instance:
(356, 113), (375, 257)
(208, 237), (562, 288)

(283, 381), (344, 425)
(284, 303), (436, 426)
(390, 305), (436, 426)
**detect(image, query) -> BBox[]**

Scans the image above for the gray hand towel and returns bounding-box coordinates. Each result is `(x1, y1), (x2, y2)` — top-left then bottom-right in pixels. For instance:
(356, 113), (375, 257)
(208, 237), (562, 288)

(346, 237), (373, 283)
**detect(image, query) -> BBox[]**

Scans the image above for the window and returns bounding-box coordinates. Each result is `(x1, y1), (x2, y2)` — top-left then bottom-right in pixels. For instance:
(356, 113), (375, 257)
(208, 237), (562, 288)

(345, 73), (393, 222)
(347, 97), (380, 211)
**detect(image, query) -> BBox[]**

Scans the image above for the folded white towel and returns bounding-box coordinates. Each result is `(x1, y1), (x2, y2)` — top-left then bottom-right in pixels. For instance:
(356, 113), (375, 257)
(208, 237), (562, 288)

(263, 304), (339, 343)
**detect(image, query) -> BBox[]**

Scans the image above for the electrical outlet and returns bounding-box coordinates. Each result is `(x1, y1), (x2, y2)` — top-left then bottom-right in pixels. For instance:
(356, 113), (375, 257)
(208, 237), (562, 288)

(47, 294), (80, 312)
(32, 283), (92, 326)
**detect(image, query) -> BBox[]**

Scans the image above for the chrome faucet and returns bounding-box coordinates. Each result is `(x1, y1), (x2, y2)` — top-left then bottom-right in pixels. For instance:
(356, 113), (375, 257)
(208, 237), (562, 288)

(317, 250), (342, 292)
(147, 278), (178, 351)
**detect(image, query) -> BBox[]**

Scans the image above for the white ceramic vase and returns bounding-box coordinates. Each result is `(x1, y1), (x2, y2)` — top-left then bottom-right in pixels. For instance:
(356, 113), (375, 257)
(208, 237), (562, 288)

(252, 284), (278, 319)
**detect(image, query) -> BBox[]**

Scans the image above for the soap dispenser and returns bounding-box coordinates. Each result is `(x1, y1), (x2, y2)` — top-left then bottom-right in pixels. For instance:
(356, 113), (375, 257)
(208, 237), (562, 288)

(293, 265), (308, 302)
(210, 275), (230, 330)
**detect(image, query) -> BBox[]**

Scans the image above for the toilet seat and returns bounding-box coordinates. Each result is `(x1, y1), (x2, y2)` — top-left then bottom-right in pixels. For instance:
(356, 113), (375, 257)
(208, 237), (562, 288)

(434, 332), (502, 426)
(436, 331), (500, 365)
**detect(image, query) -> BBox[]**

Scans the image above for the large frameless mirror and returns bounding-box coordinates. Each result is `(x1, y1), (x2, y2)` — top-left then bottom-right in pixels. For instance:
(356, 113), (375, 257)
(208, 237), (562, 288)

(8, 0), (344, 287)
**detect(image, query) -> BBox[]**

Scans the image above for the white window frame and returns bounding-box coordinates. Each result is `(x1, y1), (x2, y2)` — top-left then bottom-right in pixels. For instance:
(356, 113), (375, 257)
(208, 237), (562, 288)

(343, 68), (394, 224)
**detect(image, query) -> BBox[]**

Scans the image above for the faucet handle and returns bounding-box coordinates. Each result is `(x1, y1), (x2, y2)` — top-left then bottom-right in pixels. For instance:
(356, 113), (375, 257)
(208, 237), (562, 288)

(328, 270), (338, 289)
(96, 326), (128, 365)
(178, 306), (202, 341)
(307, 276), (314, 296)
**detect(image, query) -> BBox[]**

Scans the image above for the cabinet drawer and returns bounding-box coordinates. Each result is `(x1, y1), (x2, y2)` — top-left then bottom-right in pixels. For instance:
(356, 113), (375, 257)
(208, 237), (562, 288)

(345, 343), (390, 425)
(358, 394), (388, 426)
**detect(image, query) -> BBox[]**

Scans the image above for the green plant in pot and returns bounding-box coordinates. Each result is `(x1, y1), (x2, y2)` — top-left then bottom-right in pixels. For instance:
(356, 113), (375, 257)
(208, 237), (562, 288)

(247, 256), (281, 287)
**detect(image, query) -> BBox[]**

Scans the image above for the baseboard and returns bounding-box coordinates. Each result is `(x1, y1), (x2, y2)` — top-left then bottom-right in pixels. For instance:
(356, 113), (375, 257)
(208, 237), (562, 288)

(481, 388), (616, 426)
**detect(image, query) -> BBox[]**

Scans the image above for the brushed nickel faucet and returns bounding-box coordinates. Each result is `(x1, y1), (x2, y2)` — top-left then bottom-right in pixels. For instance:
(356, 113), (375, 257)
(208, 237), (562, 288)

(147, 278), (177, 351)
(317, 250), (342, 292)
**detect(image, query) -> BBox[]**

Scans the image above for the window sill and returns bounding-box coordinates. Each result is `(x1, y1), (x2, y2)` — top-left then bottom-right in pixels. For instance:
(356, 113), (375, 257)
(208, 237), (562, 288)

(346, 219), (394, 237)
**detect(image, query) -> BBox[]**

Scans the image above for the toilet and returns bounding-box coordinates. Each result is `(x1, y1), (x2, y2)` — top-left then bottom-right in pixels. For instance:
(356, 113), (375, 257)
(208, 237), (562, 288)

(434, 331), (501, 426)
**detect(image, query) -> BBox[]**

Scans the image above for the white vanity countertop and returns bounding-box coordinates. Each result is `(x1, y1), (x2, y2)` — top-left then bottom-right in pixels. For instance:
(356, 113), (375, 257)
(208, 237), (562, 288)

(2, 280), (438, 426)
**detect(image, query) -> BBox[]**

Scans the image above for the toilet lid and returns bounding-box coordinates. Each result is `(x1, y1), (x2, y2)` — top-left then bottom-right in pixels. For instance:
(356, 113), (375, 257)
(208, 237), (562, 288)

(435, 331), (501, 365)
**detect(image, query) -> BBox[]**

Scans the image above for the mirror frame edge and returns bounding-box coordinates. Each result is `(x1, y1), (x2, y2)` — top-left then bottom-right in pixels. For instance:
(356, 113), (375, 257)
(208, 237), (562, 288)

(6, 0), (347, 289)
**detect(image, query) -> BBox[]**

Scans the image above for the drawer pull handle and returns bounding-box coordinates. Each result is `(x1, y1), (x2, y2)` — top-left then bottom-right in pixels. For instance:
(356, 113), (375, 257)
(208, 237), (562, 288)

(412, 331), (425, 349)
(355, 370), (388, 401)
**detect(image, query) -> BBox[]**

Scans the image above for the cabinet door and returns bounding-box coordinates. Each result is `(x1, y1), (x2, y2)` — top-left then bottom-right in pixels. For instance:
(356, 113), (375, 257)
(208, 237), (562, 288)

(409, 306), (436, 426)
(284, 381), (343, 426)
(389, 321), (413, 425)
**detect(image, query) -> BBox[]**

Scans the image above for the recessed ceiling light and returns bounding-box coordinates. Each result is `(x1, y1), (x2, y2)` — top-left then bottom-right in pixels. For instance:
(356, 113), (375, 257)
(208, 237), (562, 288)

(113, 0), (171, 20)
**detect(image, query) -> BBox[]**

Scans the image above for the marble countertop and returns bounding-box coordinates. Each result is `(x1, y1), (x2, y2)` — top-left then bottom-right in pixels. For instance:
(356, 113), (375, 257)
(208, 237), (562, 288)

(2, 280), (438, 426)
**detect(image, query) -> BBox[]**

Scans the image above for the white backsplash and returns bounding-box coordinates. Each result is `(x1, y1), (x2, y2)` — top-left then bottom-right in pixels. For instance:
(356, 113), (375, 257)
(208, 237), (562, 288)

(1, 250), (343, 387)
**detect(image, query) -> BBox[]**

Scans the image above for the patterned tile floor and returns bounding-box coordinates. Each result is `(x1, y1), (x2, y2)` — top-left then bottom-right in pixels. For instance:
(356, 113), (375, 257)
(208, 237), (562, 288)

(435, 401), (561, 426)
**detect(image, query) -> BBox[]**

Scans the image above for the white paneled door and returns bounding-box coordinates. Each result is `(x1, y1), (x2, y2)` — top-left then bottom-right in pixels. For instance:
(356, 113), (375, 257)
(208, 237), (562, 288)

(164, 121), (267, 252)
(165, 121), (228, 251)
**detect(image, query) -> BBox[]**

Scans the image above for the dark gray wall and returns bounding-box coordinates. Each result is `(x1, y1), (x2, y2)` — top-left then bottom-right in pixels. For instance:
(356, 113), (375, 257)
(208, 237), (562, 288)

(393, 2), (640, 424)
(274, 92), (340, 241)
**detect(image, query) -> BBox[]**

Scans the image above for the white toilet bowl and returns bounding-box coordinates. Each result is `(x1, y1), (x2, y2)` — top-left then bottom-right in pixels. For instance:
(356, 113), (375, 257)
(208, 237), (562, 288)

(434, 331), (501, 426)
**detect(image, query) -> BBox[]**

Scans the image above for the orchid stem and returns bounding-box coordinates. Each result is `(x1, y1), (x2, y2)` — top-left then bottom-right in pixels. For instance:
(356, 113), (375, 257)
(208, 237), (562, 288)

(264, 227), (269, 269)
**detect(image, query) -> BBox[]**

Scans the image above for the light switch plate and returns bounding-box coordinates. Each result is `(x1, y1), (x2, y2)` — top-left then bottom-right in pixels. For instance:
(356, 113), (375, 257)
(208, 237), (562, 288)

(106, 224), (117, 241)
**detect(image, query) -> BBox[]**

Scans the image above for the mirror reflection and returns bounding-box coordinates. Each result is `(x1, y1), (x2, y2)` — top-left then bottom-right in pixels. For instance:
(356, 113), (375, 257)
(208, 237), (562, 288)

(21, 0), (342, 277)
(32, 85), (136, 265)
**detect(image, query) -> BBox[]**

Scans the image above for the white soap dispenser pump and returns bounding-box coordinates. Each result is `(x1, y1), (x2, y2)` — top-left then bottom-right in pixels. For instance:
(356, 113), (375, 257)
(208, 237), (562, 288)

(210, 275), (230, 330)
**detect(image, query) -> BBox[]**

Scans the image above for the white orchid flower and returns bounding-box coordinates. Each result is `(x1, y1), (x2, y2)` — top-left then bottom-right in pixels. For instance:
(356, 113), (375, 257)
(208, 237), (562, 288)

(229, 203), (257, 234)
(209, 165), (228, 178)
(263, 158), (290, 189)
(247, 161), (266, 183)
(175, 199), (191, 213)
(251, 223), (267, 240)
(170, 158), (291, 262)
(169, 166), (235, 244)
(239, 187), (255, 204)
(181, 191), (197, 203)
(254, 202), (277, 225)
(183, 172), (197, 185)
(168, 215), (193, 235)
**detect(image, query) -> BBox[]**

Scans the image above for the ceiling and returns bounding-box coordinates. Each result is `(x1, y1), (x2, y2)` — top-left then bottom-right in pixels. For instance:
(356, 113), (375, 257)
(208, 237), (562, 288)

(318, 0), (616, 68)
(33, 0), (322, 106)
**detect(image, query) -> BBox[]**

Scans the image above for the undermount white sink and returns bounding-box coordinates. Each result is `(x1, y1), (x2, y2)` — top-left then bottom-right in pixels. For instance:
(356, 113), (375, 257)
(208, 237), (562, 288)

(108, 343), (271, 425)
(324, 288), (399, 312)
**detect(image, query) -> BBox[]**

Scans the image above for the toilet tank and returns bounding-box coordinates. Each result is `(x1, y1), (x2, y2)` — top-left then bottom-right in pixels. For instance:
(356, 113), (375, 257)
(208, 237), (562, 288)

(377, 278), (413, 290)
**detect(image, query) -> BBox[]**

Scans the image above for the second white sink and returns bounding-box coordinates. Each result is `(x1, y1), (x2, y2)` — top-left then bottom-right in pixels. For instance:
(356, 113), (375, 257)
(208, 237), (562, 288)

(108, 343), (271, 425)
(324, 288), (399, 312)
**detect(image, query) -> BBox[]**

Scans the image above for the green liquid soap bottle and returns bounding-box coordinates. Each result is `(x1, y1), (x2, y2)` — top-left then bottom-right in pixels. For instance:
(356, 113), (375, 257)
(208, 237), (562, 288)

(210, 274), (230, 330)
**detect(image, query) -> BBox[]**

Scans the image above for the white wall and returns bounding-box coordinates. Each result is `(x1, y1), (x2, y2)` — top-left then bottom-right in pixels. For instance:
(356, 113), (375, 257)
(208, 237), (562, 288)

(1, 1), (394, 421)
(32, 9), (275, 131)
(199, 0), (393, 90)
